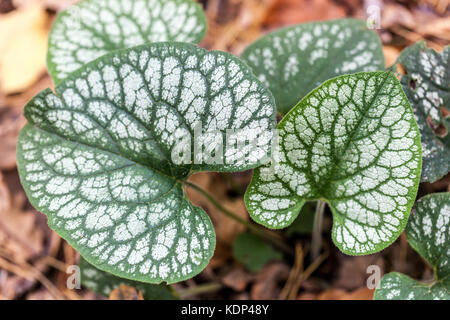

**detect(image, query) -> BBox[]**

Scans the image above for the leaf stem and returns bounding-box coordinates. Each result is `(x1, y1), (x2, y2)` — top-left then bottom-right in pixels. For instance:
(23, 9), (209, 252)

(184, 181), (293, 256)
(176, 282), (223, 298)
(311, 200), (326, 261)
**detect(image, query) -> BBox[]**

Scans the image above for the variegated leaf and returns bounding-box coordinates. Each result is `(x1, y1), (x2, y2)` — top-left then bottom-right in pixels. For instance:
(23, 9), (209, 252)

(241, 19), (384, 114)
(375, 193), (450, 300)
(17, 42), (276, 283)
(245, 72), (422, 255)
(47, 0), (207, 84)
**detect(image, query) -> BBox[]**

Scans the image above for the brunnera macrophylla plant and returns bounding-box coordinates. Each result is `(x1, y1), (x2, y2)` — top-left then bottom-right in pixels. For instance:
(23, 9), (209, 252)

(14, 0), (443, 297)
(374, 193), (450, 300)
(245, 71), (422, 255)
(16, 42), (277, 283)
(47, 0), (207, 84)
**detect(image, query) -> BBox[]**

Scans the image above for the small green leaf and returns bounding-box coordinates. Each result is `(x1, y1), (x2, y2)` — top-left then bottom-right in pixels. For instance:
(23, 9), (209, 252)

(233, 232), (282, 272)
(374, 193), (450, 300)
(47, 0), (207, 84)
(241, 19), (385, 114)
(17, 42), (276, 283)
(79, 257), (178, 299)
(407, 193), (450, 280)
(395, 42), (450, 182)
(374, 272), (448, 300)
(286, 202), (316, 236)
(245, 71), (422, 255)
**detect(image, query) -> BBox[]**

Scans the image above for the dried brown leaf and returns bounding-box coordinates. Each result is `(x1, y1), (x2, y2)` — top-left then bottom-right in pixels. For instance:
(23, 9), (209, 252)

(264, 0), (346, 28)
(0, 3), (49, 94)
(109, 284), (144, 300)
(383, 45), (401, 68)
(222, 266), (254, 291)
(250, 262), (289, 300)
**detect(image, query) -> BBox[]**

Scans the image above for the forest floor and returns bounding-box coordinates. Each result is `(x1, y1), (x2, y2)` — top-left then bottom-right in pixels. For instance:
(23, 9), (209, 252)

(0, 0), (448, 300)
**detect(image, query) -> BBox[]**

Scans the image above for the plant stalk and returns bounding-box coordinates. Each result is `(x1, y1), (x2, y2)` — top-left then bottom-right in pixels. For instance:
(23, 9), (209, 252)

(311, 200), (326, 261)
(176, 282), (223, 298)
(184, 181), (293, 256)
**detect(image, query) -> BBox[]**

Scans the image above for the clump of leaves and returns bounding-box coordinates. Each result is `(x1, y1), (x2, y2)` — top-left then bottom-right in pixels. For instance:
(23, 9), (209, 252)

(15, 0), (444, 301)
(374, 193), (450, 300)
(233, 232), (282, 272)
(241, 19), (385, 114)
(392, 42), (450, 183)
(245, 71), (422, 255)
(79, 257), (178, 299)
(17, 42), (276, 283)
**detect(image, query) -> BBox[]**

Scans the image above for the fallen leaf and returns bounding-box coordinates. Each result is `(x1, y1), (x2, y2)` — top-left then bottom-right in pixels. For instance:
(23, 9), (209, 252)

(14, 0), (78, 12)
(383, 46), (400, 68)
(25, 288), (55, 300)
(109, 284), (144, 300)
(0, 270), (36, 299)
(381, 3), (416, 30)
(332, 253), (384, 290)
(250, 262), (289, 300)
(317, 287), (374, 300)
(297, 292), (319, 300)
(264, 0), (346, 28)
(208, 241), (232, 269)
(0, 75), (53, 111)
(343, 287), (374, 300)
(0, 192), (44, 263)
(222, 266), (254, 291)
(419, 16), (450, 41)
(0, 0), (14, 14)
(297, 287), (374, 300)
(0, 107), (26, 169)
(0, 171), (10, 213)
(0, 3), (49, 94)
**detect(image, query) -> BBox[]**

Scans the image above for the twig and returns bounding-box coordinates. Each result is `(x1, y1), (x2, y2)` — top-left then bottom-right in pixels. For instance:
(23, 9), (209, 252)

(0, 255), (66, 300)
(280, 243), (305, 300)
(288, 250), (329, 300)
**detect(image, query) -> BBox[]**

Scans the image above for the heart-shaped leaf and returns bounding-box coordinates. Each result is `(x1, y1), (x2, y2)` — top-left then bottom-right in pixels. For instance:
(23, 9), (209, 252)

(47, 0), (207, 84)
(233, 232), (282, 272)
(241, 19), (385, 114)
(245, 71), (422, 255)
(394, 42), (450, 183)
(79, 257), (178, 299)
(17, 42), (276, 283)
(374, 192), (450, 300)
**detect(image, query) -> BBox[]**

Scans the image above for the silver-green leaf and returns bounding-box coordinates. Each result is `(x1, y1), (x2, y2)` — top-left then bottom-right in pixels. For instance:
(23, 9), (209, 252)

(394, 42), (450, 183)
(241, 19), (385, 114)
(47, 0), (207, 84)
(374, 193), (450, 300)
(17, 42), (276, 283)
(374, 272), (448, 300)
(79, 257), (178, 299)
(245, 71), (422, 255)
